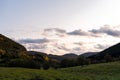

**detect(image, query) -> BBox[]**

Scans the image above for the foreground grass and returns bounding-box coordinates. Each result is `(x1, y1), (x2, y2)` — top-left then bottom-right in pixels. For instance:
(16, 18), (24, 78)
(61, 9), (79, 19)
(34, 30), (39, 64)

(0, 61), (120, 80)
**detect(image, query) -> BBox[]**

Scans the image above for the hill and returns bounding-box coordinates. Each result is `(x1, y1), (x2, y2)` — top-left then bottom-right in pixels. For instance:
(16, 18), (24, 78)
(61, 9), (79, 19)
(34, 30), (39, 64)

(48, 54), (63, 61)
(62, 53), (78, 59)
(28, 51), (47, 56)
(28, 51), (49, 63)
(48, 53), (78, 61)
(0, 61), (120, 80)
(80, 52), (98, 57)
(0, 34), (28, 58)
(99, 43), (120, 58)
(0, 34), (49, 69)
(89, 42), (120, 60)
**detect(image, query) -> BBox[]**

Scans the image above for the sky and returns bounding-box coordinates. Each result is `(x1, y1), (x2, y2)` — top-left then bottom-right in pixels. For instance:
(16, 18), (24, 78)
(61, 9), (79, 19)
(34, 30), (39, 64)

(1, 0), (120, 55)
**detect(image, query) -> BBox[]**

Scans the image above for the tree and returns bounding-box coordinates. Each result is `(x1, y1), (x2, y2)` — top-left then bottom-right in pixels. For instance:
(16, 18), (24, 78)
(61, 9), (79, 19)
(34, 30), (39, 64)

(7, 59), (41, 69)
(43, 62), (50, 70)
(49, 59), (60, 69)
(60, 59), (76, 68)
(77, 56), (91, 66)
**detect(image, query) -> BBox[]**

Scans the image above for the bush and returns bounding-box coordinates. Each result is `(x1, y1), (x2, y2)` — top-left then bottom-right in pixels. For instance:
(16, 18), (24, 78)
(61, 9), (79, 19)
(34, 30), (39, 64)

(49, 59), (60, 69)
(60, 59), (77, 68)
(7, 58), (41, 69)
(43, 62), (50, 70)
(7, 58), (26, 67)
(77, 56), (91, 66)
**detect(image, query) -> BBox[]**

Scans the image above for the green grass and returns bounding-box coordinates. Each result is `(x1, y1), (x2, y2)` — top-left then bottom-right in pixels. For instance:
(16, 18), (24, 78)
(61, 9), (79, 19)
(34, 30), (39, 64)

(0, 61), (120, 80)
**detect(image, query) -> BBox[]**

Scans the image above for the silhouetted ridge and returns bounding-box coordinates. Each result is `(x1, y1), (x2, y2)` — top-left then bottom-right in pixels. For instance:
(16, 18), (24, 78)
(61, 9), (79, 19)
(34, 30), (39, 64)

(0, 34), (27, 57)
(89, 42), (120, 60)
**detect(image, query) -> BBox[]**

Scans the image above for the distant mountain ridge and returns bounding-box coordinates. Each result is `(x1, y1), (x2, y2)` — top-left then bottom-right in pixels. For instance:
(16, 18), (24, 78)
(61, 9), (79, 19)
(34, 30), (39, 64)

(62, 53), (78, 58)
(80, 52), (98, 57)
(28, 51), (47, 56)
(28, 51), (78, 61)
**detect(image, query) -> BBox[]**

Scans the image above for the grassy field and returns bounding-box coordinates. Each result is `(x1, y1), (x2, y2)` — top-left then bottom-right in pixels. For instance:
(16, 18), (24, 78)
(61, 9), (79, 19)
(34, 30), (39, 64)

(0, 61), (120, 80)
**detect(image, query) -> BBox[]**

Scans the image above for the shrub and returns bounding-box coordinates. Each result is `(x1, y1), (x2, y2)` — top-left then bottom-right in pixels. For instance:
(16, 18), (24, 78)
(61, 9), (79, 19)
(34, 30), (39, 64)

(77, 56), (91, 66)
(60, 59), (77, 68)
(7, 58), (41, 69)
(43, 62), (50, 70)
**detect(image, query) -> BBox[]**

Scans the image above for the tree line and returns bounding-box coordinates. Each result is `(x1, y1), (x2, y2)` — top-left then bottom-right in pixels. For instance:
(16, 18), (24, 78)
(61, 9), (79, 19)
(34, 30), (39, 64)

(1, 51), (120, 70)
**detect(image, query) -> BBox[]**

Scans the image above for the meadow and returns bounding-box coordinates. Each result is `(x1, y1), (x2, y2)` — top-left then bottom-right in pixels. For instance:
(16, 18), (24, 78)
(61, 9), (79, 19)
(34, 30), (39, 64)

(0, 61), (120, 80)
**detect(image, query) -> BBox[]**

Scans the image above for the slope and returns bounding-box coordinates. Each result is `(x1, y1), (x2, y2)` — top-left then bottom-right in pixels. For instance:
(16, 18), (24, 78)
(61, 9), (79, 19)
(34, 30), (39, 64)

(0, 34), (28, 58)
(89, 42), (120, 60)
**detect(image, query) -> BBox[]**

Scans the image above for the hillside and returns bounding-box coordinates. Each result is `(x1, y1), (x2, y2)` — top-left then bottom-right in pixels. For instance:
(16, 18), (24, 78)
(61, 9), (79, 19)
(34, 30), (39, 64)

(0, 34), (48, 69)
(28, 51), (47, 56)
(62, 53), (78, 59)
(0, 34), (28, 58)
(99, 43), (120, 58)
(89, 42), (120, 60)
(49, 53), (78, 61)
(80, 52), (98, 57)
(0, 61), (120, 80)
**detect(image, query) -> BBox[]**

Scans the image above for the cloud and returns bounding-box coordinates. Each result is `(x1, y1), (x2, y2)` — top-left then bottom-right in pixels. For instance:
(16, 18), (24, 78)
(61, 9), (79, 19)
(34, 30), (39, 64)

(90, 25), (120, 37)
(66, 25), (120, 37)
(56, 45), (71, 51)
(68, 29), (90, 36)
(67, 29), (100, 37)
(73, 47), (81, 51)
(18, 38), (50, 44)
(28, 45), (40, 50)
(43, 27), (104, 38)
(74, 42), (83, 45)
(43, 28), (67, 37)
(44, 28), (66, 33)
(27, 44), (47, 50)
(94, 44), (110, 50)
(16, 25), (120, 55)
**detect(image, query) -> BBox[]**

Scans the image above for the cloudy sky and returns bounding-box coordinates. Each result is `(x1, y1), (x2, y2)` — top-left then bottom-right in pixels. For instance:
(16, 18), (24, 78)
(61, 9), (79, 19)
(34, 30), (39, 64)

(1, 0), (120, 55)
